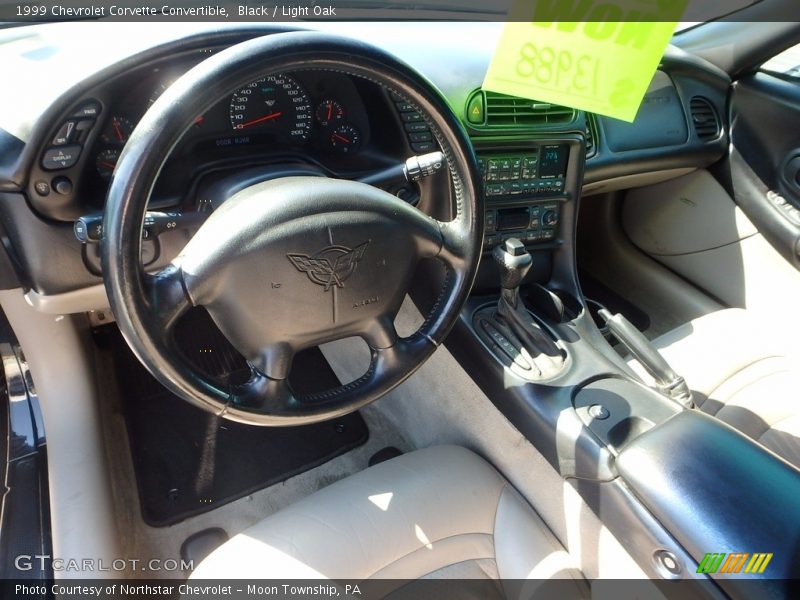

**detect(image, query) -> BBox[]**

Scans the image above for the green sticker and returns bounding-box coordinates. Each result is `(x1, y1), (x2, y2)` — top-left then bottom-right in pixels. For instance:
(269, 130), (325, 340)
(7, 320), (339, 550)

(483, 0), (688, 122)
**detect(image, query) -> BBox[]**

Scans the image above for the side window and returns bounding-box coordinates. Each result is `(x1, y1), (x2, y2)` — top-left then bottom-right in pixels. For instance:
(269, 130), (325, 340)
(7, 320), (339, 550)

(761, 44), (800, 81)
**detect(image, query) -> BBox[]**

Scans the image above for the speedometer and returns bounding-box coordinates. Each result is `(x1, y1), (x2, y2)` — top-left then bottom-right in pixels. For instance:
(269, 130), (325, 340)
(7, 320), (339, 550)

(228, 74), (312, 142)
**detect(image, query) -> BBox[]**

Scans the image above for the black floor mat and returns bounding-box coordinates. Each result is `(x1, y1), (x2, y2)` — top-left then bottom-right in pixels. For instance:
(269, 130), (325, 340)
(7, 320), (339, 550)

(100, 311), (368, 526)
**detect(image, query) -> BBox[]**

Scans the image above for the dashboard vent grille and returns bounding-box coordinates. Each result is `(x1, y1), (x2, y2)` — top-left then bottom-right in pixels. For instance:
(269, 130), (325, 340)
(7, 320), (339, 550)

(484, 92), (576, 127)
(690, 97), (720, 140)
(585, 114), (598, 158)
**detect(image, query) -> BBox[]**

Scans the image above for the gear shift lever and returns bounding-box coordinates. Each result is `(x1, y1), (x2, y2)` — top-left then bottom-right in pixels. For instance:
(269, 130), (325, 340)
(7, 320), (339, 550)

(494, 238), (531, 308)
(492, 238), (564, 378)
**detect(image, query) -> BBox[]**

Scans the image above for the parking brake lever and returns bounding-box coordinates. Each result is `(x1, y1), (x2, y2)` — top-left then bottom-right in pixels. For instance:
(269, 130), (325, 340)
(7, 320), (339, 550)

(599, 309), (695, 409)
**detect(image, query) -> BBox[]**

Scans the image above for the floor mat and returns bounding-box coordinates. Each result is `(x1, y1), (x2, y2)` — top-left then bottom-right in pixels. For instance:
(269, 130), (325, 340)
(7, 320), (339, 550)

(101, 312), (369, 526)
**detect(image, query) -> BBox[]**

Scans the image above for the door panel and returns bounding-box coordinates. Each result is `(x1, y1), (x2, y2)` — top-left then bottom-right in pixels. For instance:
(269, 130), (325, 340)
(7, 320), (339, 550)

(727, 72), (800, 268)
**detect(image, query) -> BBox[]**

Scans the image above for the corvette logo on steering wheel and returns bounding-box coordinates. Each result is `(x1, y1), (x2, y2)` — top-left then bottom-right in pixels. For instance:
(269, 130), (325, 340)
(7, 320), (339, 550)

(287, 242), (370, 291)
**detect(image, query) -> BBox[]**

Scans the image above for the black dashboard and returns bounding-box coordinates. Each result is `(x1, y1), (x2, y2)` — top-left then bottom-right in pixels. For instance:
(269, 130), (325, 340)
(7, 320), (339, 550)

(26, 55), (413, 220)
(0, 23), (730, 300)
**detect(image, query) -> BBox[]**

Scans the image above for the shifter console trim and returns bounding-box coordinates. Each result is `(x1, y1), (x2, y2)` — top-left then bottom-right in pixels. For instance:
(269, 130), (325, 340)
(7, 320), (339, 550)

(472, 302), (569, 382)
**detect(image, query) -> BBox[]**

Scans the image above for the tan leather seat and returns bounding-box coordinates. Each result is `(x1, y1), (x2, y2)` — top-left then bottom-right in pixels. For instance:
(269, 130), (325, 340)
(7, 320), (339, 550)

(631, 309), (800, 468)
(190, 445), (585, 595)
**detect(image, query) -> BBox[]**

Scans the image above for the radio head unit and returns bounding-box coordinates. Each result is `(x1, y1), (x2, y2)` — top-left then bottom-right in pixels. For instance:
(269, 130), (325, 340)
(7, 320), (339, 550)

(477, 142), (571, 250)
(478, 143), (568, 198)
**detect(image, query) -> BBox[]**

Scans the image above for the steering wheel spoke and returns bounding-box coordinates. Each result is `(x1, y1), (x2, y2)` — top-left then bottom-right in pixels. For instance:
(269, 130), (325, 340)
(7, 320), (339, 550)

(434, 216), (471, 270)
(373, 337), (414, 371)
(143, 264), (192, 334)
(362, 315), (399, 350)
(230, 370), (294, 416)
(408, 209), (471, 271)
(250, 341), (295, 381)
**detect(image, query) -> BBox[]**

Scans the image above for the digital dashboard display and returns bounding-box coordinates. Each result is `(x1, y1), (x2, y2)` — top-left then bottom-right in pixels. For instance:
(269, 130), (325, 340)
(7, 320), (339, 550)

(538, 144), (568, 179)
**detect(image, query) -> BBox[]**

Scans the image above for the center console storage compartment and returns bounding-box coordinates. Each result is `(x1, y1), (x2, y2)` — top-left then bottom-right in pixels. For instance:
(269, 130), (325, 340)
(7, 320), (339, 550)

(617, 411), (800, 598)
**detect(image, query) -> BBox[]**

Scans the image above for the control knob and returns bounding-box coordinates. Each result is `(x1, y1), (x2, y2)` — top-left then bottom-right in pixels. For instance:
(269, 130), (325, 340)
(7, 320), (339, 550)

(541, 210), (558, 227)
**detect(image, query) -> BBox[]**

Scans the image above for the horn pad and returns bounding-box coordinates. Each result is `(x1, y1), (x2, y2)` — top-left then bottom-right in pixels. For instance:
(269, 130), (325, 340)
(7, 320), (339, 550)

(178, 177), (437, 377)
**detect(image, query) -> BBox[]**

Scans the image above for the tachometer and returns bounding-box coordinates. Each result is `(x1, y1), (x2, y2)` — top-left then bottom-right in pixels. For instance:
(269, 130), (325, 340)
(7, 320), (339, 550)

(100, 116), (134, 145)
(228, 74), (312, 142)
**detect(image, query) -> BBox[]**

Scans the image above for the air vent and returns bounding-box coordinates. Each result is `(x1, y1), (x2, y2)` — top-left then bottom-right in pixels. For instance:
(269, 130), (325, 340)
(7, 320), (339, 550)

(585, 114), (598, 158)
(690, 97), (720, 140)
(484, 92), (576, 127)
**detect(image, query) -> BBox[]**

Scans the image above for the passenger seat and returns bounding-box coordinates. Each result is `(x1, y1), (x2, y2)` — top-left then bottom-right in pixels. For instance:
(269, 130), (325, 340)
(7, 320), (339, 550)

(628, 309), (800, 469)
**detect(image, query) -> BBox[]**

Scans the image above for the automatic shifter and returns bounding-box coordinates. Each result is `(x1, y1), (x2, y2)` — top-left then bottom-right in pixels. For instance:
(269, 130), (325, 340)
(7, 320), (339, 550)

(490, 238), (564, 378)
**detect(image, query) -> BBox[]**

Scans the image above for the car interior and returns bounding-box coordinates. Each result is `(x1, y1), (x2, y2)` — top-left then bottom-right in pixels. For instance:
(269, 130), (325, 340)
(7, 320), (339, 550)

(0, 4), (799, 599)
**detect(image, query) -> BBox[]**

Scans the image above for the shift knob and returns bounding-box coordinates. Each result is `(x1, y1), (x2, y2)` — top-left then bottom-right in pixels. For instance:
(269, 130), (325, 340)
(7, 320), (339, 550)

(493, 237), (532, 290)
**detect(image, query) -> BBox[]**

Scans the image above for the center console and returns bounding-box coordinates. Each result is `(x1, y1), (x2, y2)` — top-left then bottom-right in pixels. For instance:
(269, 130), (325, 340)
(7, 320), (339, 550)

(468, 136), (584, 296)
(443, 127), (798, 590)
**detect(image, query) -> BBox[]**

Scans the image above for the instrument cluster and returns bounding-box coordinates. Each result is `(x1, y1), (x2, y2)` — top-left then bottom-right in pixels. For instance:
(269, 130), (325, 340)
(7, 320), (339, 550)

(92, 70), (370, 182)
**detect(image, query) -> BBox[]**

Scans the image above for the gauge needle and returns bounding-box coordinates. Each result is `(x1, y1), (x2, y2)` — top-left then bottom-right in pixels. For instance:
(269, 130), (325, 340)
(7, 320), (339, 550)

(333, 133), (351, 143)
(327, 103), (333, 121)
(113, 120), (124, 141)
(237, 111), (283, 129)
(98, 161), (116, 169)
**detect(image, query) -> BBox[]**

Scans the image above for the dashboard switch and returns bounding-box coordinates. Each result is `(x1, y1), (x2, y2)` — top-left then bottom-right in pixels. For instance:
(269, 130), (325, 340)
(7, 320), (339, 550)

(73, 118), (96, 144)
(52, 121), (76, 146)
(53, 177), (73, 195)
(74, 215), (103, 243)
(34, 181), (50, 196)
(485, 210), (497, 233)
(73, 221), (87, 243)
(404, 122), (429, 133)
(411, 141), (436, 153)
(408, 131), (432, 142)
(42, 145), (81, 171)
(400, 111), (423, 123)
(467, 92), (485, 125)
(72, 102), (101, 118)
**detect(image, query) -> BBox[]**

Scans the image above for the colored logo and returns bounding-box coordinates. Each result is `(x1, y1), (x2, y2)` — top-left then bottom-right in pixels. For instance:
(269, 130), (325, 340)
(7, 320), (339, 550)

(697, 552), (773, 574)
(287, 242), (370, 291)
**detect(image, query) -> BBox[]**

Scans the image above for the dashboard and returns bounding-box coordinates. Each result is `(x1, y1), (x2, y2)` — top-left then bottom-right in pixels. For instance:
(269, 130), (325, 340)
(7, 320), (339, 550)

(0, 22), (730, 301)
(26, 56), (411, 219)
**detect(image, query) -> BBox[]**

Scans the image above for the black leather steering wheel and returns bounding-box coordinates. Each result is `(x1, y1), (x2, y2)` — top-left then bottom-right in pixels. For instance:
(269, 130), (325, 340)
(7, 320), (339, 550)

(102, 32), (483, 426)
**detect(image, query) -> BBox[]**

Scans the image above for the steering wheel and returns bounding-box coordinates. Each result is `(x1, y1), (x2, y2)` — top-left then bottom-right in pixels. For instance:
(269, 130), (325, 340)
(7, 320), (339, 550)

(102, 32), (483, 426)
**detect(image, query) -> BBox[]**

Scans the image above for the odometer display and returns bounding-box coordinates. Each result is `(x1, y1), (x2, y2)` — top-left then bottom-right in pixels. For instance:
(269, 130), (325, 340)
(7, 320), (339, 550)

(228, 74), (312, 142)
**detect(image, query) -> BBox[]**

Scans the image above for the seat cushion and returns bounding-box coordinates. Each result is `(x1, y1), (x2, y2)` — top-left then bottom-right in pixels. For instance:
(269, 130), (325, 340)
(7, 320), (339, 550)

(190, 445), (584, 594)
(630, 309), (800, 468)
